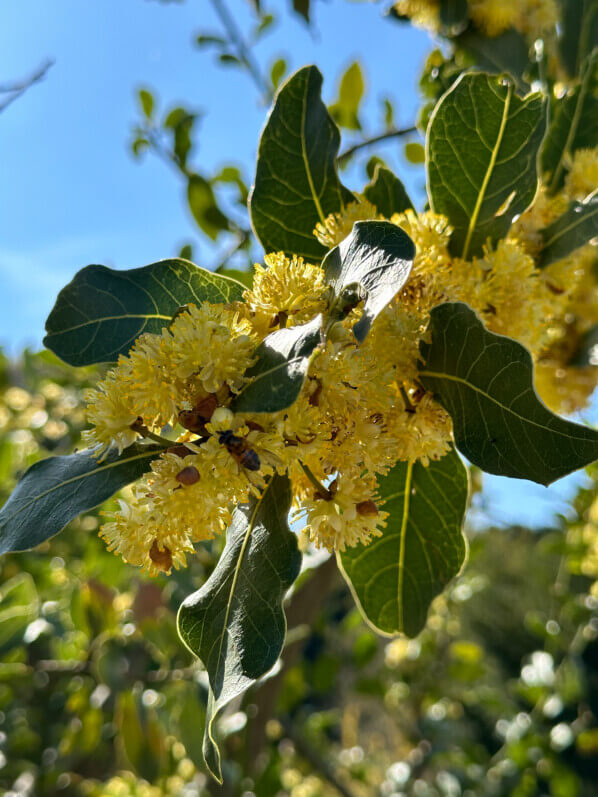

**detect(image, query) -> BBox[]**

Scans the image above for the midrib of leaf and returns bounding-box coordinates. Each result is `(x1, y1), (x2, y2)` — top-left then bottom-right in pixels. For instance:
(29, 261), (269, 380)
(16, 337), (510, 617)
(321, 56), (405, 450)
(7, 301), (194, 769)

(211, 482), (270, 687)
(51, 313), (172, 334)
(301, 75), (326, 225)
(549, 62), (591, 193)
(397, 460), (413, 633)
(419, 369), (596, 441)
(544, 199), (598, 248)
(0, 449), (157, 525)
(462, 82), (512, 260)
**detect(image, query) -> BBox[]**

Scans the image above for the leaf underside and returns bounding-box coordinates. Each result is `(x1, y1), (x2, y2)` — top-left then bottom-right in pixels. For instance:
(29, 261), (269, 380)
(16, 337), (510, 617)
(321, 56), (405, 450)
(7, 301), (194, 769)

(177, 474), (301, 782)
(0, 444), (162, 555)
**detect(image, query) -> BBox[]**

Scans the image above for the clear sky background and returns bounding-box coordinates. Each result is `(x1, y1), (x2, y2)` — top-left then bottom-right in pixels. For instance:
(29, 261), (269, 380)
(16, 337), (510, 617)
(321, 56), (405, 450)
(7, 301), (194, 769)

(0, 0), (593, 527)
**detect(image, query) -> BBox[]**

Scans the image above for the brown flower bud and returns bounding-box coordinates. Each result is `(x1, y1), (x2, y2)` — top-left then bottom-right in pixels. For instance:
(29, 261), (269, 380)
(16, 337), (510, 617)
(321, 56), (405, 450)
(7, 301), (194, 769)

(356, 500), (379, 517)
(149, 540), (173, 572)
(176, 466), (200, 486)
(167, 444), (193, 458)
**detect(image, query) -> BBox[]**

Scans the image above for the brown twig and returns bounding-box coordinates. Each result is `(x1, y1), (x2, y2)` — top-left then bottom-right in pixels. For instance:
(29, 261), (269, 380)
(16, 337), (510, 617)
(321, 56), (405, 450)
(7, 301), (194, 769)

(338, 125), (417, 165)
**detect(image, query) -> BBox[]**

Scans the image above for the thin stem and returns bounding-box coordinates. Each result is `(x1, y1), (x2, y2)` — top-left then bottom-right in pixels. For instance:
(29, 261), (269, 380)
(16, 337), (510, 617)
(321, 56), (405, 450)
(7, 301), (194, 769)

(131, 422), (175, 447)
(210, 0), (272, 102)
(300, 461), (332, 500)
(337, 125), (417, 166)
(212, 228), (250, 271)
(0, 59), (54, 113)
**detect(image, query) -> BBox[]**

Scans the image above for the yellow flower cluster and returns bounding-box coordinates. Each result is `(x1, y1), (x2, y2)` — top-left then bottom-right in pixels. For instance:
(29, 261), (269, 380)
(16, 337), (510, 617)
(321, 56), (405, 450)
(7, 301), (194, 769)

(394, 0), (558, 38)
(85, 142), (596, 574)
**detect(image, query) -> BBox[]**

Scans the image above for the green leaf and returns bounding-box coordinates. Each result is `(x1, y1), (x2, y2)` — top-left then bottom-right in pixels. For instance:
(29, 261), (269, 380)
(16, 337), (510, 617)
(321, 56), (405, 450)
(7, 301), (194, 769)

(232, 315), (322, 413)
(187, 175), (230, 240)
(439, 0), (468, 35)
(364, 165), (414, 217)
(404, 141), (425, 164)
(542, 50), (598, 192)
(44, 259), (245, 366)
(457, 29), (530, 91)
(116, 690), (167, 782)
(322, 220), (415, 342)
(292, 0), (310, 23)
(329, 61), (365, 131)
(270, 57), (287, 90)
(539, 193), (598, 267)
(177, 474), (301, 782)
(250, 65), (354, 262)
(559, 0), (598, 78)
(339, 447), (468, 638)
(0, 574), (39, 655)
(419, 303), (598, 485)
(427, 72), (547, 259)
(138, 88), (154, 118)
(0, 443), (162, 554)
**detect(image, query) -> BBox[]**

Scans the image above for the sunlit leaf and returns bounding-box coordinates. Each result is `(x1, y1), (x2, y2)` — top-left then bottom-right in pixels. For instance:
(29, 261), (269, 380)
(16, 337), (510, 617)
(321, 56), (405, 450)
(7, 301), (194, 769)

(427, 72), (547, 259)
(339, 447), (468, 638)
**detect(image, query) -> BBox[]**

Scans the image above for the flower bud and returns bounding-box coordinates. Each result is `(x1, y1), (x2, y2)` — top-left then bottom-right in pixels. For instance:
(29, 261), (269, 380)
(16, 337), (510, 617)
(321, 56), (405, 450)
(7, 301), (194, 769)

(356, 500), (379, 517)
(176, 466), (200, 486)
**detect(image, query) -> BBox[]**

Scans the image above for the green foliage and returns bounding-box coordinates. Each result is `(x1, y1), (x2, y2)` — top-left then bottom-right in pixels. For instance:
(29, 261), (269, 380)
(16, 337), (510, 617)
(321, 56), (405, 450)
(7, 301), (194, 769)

(329, 61), (364, 131)
(363, 163), (414, 216)
(232, 315), (323, 413)
(0, 444), (161, 555)
(427, 72), (547, 259)
(322, 220), (415, 342)
(340, 447), (468, 638)
(419, 303), (598, 485)
(44, 260), (245, 366)
(177, 474), (301, 782)
(187, 175), (231, 240)
(250, 65), (354, 261)
(539, 194), (598, 267)
(458, 28), (530, 90)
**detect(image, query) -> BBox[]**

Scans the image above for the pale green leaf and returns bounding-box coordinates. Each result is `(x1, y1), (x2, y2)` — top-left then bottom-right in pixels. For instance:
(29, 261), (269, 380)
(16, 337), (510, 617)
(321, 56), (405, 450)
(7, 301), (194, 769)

(339, 447), (468, 638)
(419, 303), (598, 485)
(232, 315), (323, 413)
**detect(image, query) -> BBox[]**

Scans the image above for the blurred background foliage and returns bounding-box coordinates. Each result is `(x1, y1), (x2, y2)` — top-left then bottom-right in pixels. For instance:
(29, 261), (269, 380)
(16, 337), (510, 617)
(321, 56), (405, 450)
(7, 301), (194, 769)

(2, 0), (598, 795)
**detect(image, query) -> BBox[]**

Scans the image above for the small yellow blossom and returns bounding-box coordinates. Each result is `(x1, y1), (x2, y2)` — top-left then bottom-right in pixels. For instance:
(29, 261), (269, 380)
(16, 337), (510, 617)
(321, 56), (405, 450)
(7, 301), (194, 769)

(83, 374), (139, 456)
(393, 0), (440, 32)
(314, 196), (379, 248)
(469, 0), (520, 36)
(244, 252), (328, 334)
(301, 473), (387, 552)
(564, 148), (598, 201)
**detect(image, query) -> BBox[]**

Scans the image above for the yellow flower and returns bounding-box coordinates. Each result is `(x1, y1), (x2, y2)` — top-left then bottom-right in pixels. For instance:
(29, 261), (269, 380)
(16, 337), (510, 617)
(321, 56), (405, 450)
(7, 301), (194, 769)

(244, 253), (328, 334)
(393, 0), (440, 32)
(564, 148), (598, 201)
(314, 196), (379, 248)
(165, 302), (257, 394)
(385, 391), (453, 466)
(534, 362), (598, 415)
(469, 0), (520, 36)
(516, 0), (559, 37)
(83, 372), (139, 456)
(119, 333), (179, 427)
(100, 492), (196, 576)
(300, 473), (387, 552)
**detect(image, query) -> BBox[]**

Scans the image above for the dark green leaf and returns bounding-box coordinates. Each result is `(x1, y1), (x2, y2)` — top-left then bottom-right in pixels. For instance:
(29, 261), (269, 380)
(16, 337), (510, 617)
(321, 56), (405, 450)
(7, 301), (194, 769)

(0, 444), (162, 555)
(571, 325), (598, 366)
(457, 29), (530, 91)
(187, 175), (230, 240)
(364, 164), (414, 216)
(539, 194), (598, 267)
(339, 447), (468, 638)
(542, 50), (598, 192)
(0, 574), (39, 655)
(250, 65), (354, 262)
(419, 303), (598, 485)
(439, 0), (468, 35)
(195, 34), (227, 48)
(116, 690), (167, 782)
(292, 0), (310, 23)
(329, 61), (364, 131)
(427, 72), (547, 259)
(177, 474), (301, 782)
(322, 220), (415, 342)
(232, 315), (322, 413)
(44, 259), (244, 366)
(559, 0), (598, 78)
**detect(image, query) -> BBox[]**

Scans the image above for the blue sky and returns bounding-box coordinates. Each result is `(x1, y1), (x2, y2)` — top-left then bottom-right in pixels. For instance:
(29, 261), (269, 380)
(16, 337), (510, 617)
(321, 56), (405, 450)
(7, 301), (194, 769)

(0, 0), (593, 527)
